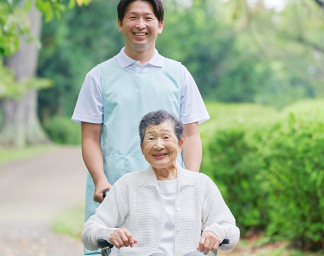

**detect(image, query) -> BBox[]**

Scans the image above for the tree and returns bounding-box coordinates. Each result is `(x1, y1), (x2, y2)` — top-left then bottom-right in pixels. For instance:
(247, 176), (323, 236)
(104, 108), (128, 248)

(0, 0), (88, 147)
(313, 0), (324, 8)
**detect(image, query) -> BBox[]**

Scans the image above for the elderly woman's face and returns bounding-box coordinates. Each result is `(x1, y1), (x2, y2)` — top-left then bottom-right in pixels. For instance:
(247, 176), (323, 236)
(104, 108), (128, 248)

(141, 121), (183, 169)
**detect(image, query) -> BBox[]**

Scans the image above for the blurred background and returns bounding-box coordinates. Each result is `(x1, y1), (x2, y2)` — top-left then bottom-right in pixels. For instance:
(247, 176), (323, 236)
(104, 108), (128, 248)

(0, 0), (323, 255)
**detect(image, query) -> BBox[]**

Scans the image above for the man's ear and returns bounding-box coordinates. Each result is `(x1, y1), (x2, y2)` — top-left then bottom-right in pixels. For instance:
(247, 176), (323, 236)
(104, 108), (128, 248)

(158, 20), (164, 35)
(118, 19), (123, 32)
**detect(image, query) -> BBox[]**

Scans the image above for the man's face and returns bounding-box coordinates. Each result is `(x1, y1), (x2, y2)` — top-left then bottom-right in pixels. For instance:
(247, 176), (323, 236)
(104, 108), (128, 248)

(118, 0), (164, 52)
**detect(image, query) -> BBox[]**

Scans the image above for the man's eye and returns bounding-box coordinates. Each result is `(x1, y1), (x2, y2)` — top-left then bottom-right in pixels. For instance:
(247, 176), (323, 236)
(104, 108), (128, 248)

(145, 17), (153, 20)
(129, 16), (136, 19)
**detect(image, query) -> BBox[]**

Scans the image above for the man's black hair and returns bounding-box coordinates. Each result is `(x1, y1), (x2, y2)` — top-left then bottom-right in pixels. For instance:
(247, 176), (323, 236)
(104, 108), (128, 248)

(117, 0), (164, 25)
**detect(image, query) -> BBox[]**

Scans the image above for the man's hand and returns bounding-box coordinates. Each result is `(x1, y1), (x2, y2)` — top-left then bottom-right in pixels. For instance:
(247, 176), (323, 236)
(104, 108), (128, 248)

(197, 231), (220, 253)
(110, 228), (138, 249)
(94, 180), (112, 203)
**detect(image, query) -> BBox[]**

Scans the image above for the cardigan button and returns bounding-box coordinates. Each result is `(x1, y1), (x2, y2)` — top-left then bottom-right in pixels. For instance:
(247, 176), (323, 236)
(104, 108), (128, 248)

(175, 229), (179, 234)
(176, 208), (180, 212)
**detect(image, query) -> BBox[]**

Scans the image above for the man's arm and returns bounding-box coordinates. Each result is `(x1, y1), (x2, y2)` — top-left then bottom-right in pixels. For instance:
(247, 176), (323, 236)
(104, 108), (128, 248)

(182, 122), (202, 172)
(81, 122), (111, 203)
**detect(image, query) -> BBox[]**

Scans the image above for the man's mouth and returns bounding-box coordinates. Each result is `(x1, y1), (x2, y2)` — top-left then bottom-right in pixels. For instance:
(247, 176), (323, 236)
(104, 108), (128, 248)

(133, 32), (148, 36)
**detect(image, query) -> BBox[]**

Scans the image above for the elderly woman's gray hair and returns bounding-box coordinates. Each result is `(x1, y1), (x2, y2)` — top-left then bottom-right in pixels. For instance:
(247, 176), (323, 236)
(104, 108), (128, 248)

(139, 110), (184, 145)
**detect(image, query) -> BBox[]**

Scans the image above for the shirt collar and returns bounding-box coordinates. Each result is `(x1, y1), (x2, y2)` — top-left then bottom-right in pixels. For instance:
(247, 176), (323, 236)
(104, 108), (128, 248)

(139, 161), (194, 190)
(116, 47), (164, 68)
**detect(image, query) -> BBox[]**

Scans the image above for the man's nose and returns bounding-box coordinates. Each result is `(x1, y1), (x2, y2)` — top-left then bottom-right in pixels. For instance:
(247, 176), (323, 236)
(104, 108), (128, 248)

(136, 18), (145, 29)
(154, 138), (164, 150)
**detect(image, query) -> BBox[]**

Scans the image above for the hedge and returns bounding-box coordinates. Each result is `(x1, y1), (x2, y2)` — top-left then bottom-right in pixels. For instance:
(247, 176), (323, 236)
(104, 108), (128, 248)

(43, 116), (81, 145)
(200, 101), (324, 250)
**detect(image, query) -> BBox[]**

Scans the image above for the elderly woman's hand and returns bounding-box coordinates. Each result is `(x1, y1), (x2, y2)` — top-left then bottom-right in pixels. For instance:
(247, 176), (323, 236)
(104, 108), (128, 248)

(197, 231), (220, 253)
(110, 228), (138, 249)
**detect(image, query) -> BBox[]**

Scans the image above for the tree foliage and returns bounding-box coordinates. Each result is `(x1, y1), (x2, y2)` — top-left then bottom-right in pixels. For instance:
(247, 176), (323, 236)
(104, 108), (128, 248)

(37, 0), (324, 118)
(0, 0), (89, 99)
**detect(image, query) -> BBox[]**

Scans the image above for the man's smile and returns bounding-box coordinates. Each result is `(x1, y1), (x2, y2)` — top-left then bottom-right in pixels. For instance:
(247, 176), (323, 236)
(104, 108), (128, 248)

(133, 32), (148, 36)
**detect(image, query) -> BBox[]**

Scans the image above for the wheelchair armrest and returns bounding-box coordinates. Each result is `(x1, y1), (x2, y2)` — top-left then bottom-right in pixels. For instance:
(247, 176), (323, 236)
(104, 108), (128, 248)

(98, 239), (114, 249)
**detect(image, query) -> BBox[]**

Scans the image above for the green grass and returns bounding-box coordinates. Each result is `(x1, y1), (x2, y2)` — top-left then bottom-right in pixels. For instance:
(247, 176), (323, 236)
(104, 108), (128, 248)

(199, 102), (278, 143)
(199, 100), (324, 143)
(0, 145), (55, 165)
(280, 99), (324, 121)
(52, 204), (85, 239)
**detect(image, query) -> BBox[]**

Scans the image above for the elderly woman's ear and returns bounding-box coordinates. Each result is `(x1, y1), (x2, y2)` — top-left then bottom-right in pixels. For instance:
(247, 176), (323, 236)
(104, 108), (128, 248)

(178, 138), (184, 151)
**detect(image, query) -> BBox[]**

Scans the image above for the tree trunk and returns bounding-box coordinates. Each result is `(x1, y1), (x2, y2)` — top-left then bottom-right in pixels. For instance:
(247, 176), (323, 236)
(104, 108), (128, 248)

(0, 3), (50, 147)
(314, 0), (324, 8)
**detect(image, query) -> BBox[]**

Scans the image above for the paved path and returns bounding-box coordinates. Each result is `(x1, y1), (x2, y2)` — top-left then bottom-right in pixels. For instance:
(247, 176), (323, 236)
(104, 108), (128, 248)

(0, 146), (87, 255)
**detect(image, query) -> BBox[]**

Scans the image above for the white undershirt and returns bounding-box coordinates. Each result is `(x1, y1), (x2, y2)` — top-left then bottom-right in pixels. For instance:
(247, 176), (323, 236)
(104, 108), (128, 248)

(157, 179), (178, 256)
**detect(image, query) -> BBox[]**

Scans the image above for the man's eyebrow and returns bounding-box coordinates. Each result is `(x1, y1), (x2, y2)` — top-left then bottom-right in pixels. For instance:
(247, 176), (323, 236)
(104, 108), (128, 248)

(127, 11), (154, 15)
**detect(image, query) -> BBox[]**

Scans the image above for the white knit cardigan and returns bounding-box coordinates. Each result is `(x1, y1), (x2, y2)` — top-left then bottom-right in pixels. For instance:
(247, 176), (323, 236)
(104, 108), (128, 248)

(81, 163), (240, 256)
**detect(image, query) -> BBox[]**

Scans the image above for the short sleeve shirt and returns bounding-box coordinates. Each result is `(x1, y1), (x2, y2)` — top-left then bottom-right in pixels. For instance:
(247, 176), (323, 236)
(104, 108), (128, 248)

(72, 48), (210, 125)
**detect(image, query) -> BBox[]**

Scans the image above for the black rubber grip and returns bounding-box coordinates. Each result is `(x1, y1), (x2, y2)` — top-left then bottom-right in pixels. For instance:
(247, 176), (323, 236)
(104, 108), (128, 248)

(103, 188), (109, 198)
(219, 238), (229, 246)
(98, 239), (114, 249)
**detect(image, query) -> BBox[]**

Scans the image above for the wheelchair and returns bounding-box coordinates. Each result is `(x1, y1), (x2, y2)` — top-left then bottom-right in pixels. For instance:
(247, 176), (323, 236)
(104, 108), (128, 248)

(98, 238), (230, 256)
(98, 190), (229, 256)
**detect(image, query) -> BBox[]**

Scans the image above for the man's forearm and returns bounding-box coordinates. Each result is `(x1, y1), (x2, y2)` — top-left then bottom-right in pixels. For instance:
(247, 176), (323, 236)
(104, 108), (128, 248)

(81, 122), (111, 203)
(82, 138), (106, 185)
(182, 122), (202, 172)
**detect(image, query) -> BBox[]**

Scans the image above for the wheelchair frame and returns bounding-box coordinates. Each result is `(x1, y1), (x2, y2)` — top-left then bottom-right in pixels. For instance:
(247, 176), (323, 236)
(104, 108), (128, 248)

(98, 238), (229, 256)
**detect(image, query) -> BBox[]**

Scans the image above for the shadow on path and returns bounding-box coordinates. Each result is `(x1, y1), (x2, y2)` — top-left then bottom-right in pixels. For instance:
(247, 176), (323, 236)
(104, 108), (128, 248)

(0, 146), (87, 255)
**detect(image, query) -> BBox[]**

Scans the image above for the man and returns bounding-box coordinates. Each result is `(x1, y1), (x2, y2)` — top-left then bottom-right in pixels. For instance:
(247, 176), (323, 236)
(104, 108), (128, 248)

(72, 0), (210, 254)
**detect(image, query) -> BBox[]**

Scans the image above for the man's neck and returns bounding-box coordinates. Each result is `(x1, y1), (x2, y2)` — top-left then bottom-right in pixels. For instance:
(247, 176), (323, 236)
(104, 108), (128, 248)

(124, 46), (156, 66)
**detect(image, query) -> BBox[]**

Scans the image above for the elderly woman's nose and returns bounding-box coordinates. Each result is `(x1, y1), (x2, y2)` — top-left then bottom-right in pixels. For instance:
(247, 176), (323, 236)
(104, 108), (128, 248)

(154, 137), (164, 149)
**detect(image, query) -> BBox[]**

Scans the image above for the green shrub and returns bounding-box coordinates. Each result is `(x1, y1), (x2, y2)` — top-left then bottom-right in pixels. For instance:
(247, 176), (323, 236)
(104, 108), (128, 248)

(201, 128), (268, 233)
(260, 114), (324, 249)
(201, 101), (324, 250)
(43, 116), (81, 145)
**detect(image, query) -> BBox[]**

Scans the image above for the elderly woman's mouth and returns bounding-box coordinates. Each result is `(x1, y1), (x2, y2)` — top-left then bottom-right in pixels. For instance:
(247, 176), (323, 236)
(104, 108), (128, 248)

(153, 153), (168, 158)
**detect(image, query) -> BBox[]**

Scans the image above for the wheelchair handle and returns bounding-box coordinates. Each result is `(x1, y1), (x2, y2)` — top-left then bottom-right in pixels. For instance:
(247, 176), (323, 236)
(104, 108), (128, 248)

(98, 239), (114, 249)
(103, 188), (109, 198)
(219, 238), (229, 246)
(98, 189), (114, 250)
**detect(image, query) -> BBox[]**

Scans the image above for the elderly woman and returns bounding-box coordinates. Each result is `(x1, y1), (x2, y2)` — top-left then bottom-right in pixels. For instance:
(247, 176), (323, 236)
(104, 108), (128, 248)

(81, 110), (240, 256)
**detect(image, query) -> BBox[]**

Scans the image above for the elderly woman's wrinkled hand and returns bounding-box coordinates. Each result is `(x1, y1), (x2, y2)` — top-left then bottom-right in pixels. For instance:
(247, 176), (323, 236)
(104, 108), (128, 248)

(197, 231), (220, 253)
(110, 228), (138, 249)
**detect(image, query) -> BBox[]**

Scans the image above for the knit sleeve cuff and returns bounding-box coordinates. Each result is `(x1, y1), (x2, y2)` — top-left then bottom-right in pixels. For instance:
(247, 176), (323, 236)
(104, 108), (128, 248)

(203, 223), (225, 242)
(81, 226), (118, 251)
